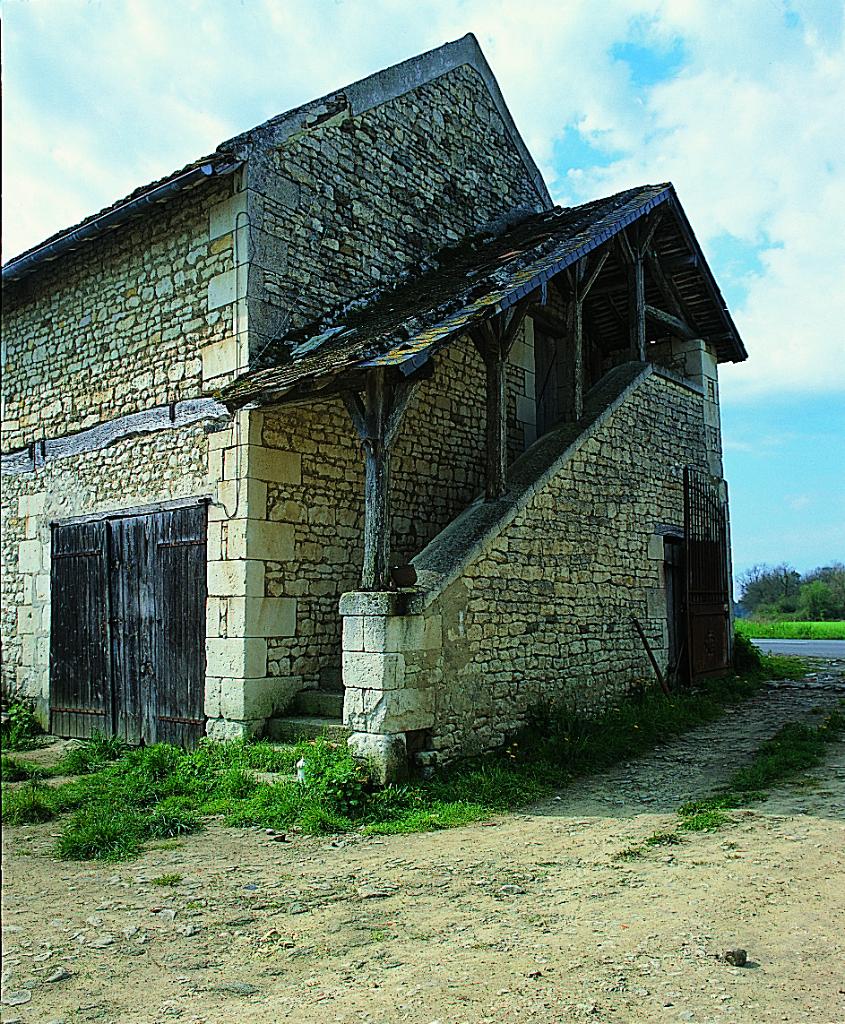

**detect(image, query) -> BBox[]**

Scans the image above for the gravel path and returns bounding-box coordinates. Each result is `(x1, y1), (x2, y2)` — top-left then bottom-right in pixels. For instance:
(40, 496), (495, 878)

(3, 663), (844, 1024)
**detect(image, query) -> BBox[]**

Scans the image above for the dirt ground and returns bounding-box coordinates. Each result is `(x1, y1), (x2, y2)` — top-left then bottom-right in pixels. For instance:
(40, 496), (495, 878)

(3, 665), (844, 1024)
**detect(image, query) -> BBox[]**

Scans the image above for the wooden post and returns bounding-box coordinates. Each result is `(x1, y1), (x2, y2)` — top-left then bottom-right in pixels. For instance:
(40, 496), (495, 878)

(572, 267), (585, 421)
(470, 299), (531, 501)
(484, 342), (508, 499)
(342, 370), (420, 590)
(631, 253), (646, 361)
(569, 250), (608, 420)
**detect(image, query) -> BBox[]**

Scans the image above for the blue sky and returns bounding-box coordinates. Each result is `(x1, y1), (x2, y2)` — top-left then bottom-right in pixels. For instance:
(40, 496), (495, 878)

(3, 0), (844, 581)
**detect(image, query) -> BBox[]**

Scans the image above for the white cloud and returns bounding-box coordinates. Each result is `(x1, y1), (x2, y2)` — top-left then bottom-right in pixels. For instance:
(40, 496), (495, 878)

(3, 0), (843, 400)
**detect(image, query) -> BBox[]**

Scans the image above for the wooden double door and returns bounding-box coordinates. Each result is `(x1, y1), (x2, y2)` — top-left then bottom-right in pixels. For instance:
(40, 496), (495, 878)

(50, 504), (207, 746)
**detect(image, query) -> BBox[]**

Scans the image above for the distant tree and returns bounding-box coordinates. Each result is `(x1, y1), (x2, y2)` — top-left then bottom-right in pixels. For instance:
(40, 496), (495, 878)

(798, 580), (839, 621)
(802, 563), (845, 616)
(738, 563), (801, 615)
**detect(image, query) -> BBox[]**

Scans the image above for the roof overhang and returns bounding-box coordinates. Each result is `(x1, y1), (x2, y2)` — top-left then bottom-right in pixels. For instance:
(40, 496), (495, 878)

(2, 158), (242, 285)
(218, 183), (746, 410)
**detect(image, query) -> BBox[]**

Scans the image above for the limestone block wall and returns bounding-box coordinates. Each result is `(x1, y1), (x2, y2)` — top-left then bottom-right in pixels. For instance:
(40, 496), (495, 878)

(341, 370), (714, 772)
(244, 62), (547, 354)
(652, 338), (722, 476)
(2, 175), (244, 454)
(0, 425), (210, 721)
(203, 408), (303, 738)
(255, 330), (537, 695)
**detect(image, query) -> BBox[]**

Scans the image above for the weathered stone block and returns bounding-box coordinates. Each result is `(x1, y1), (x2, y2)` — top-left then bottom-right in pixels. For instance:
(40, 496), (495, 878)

(343, 615), (364, 652)
(206, 558), (265, 597)
(342, 651), (406, 691)
(247, 445), (302, 485)
(226, 518), (294, 561)
(218, 675), (290, 720)
(16, 605), (37, 635)
(348, 731), (408, 784)
(209, 191), (247, 241)
(211, 478), (267, 521)
(205, 716), (262, 741)
(207, 269), (239, 310)
(206, 637), (267, 679)
(18, 540), (42, 573)
(345, 687), (433, 733)
(224, 596), (297, 638)
(647, 534), (664, 561)
(201, 337), (239, 382)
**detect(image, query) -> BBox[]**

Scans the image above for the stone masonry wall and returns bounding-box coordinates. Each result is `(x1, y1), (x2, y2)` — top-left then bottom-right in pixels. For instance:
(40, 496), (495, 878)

(242, 63), (547, 360)
(2, 176), (242, 454)
(342, 371), (713, 771)
(1, 172), (253, 728)
(256, 326), (537, 696)
(0, 425), (210, 720)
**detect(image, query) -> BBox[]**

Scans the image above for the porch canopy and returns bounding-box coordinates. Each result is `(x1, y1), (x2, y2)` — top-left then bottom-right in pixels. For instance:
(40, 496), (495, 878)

(219, 182), (745, 412)
(216, 182), (746, 589)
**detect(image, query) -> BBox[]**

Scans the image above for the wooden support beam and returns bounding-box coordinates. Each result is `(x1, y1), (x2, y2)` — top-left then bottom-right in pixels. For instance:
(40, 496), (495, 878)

(644, 304), (696, 340)
(645, 248), (699, 334)
(342, 369), (421, 590)
(580, 249), (610, 302)
(630, 252), (646, 361)
(469, 298), (531, 500)
(483, 343), (508, 499)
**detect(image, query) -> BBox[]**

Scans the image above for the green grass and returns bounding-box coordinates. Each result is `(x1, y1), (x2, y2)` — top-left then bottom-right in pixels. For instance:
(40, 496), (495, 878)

(736, 619), (845, 640)
(1, 755), (47, 782)
(0, 636), (817, 862)
(151, 873), (183, 887)
(1, 698), (44, 751)
(623, 705), (845, 856)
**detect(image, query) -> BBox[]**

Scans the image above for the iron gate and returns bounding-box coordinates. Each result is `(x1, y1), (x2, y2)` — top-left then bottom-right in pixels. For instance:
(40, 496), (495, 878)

(683, 466), (731, 679)
(50, 504), (207, 746)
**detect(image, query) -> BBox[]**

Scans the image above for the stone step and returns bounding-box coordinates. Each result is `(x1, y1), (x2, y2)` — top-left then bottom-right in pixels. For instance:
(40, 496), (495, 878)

(265, 715), (350, 744)
(289, 689), (344, 718)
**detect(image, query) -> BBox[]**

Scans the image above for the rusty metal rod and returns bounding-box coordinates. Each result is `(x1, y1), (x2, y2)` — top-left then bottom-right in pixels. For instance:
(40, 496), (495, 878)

(630, 615), (671, 696)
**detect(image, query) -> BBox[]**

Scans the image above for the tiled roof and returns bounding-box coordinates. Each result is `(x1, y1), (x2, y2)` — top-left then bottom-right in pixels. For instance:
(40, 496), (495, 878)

(219, 182), (745, 407)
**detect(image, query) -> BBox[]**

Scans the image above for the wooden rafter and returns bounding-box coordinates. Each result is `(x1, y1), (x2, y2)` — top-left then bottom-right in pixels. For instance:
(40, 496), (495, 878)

(645, 304), (696, 340)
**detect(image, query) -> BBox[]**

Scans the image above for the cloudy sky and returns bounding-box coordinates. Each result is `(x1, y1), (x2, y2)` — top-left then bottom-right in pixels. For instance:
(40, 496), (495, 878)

(3, 0), (844, 580)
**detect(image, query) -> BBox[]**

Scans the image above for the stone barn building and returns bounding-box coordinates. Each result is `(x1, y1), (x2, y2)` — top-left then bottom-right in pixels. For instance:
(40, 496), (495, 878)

(1, 35), (745, 778)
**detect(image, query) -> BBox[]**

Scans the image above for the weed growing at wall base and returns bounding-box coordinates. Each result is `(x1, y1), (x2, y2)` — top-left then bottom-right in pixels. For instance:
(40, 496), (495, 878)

(1, 639), (809, 860)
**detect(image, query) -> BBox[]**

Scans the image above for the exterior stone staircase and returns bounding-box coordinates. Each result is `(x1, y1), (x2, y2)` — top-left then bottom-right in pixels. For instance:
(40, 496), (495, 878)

(265, 688), (350, 743)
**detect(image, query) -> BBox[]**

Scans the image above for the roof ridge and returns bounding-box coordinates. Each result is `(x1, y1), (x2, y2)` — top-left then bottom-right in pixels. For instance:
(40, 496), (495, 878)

(220, 34), (550, 208)
(4, 34), (550, 281)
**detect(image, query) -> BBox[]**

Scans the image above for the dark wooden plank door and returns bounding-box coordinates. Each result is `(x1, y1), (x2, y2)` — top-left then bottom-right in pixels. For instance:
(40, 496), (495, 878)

(109, 513), (158, 744)
(684, 467), (731, 679)
(50, 505), (207, 746)
(50, 521), (113, 739)
(153, 506), (207, 747)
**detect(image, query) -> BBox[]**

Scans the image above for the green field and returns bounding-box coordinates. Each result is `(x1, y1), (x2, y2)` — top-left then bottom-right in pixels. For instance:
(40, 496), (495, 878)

(736, 619), (845, 641)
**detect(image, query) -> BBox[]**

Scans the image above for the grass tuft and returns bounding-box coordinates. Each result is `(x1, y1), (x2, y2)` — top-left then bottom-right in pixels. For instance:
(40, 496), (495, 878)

(2, 780), (56, 824)
(1, 755), (47, 782)
(2, 641), (831, 862)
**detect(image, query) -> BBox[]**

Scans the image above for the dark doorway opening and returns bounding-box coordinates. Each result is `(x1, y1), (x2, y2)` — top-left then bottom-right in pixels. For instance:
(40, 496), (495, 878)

(663, 535), (688, 687)
(683, 467), (732, 680)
